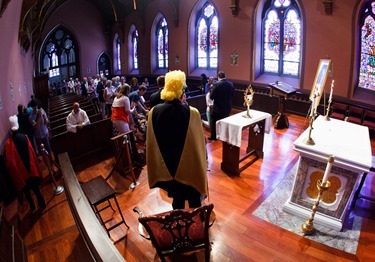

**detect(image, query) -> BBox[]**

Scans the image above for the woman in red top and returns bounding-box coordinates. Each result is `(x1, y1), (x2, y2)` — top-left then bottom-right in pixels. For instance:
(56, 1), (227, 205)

(111, 84), (133, 133)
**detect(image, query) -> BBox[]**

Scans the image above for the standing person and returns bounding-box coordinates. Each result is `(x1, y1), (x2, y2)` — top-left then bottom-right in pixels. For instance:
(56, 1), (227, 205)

(66, 102), (91, 133)
(104, 80), (116, 117)
(202, 84), (214, 128)
(146, 70), (208, 210)
(111, 84), (132, 134)
(96, 77), (106, 119)
(5, 115), (46, 212)
(200, 73), (208, 93)
(130, 77), (139, 92)
(209, 71), (234, 141)
(17, 104), (36, 151)
(29, 100), (51, 155)
(149, 75), (165, 108)
(129, 85), (149, 115)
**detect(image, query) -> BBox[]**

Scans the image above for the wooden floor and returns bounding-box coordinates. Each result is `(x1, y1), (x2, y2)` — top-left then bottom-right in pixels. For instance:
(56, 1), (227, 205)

(6, 113), (375, 262)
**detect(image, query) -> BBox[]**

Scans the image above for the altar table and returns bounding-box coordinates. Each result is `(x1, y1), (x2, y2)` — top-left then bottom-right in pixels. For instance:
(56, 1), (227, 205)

(216, 110), (272, 176)
(283, 116), (372, 230)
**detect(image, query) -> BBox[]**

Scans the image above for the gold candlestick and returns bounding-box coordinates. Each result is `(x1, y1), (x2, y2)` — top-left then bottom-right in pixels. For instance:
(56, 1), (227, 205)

(301, 179), (331, 235)
(303, 115), (315, 145)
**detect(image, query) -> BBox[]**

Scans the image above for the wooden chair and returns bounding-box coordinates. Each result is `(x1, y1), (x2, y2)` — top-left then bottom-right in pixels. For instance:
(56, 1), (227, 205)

(133, 204), (214, 262)
(330, 102), (348, 120)
(346, 105), (364, 125)
(81, 175), (129, 241)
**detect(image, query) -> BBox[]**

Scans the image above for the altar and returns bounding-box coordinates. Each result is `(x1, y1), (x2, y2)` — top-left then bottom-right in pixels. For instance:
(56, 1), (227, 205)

(216, 110), (272, 176)
(283, 116), (372, 230)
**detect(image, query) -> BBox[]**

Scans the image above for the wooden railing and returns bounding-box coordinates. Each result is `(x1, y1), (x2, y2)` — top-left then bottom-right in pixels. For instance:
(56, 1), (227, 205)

(59, 152), (125, 262)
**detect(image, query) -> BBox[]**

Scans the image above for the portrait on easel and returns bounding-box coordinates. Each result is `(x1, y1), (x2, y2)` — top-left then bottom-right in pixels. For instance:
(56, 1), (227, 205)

(309, 59), (332, 107)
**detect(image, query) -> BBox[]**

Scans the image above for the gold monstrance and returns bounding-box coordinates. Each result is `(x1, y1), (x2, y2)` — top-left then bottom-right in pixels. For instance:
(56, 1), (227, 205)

(243, 85), (254, 118)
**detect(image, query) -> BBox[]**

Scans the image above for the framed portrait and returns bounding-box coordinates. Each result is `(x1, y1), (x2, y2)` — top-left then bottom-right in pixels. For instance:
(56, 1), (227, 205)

(309, 59), (332, 107)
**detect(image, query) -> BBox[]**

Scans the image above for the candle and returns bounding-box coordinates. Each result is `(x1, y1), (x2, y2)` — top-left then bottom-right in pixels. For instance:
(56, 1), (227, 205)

(322, 156), (334, 184)
(328, 80), (334, 103)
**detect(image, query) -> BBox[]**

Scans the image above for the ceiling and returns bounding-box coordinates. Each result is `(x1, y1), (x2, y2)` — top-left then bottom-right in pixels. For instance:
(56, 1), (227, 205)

(18, 0), (178, 52)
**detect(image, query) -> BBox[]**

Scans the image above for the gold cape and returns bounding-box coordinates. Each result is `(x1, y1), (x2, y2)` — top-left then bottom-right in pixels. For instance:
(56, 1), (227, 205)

(146, 106), (208, 195)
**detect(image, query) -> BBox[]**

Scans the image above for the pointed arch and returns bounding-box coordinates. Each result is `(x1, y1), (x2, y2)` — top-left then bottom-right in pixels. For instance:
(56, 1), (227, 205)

(39, 25), (80, 83)
(151, 12), (168, 74)
(128, 24), (139, 73)
(188, 1), (218, 76)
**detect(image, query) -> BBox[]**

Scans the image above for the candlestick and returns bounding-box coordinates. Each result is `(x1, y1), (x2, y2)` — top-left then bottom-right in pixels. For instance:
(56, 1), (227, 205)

(328, 80), (334, 103)
(310, 94), (316, 117)
(322, 155), (334, 184)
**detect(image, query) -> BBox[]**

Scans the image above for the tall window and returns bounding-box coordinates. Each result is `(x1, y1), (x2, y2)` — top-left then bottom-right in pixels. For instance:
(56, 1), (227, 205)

(196, 3), (218, 69)
(262, 0), (301, 76)
(156, 17), (168, 69)
(358, 1), (375, 91)
(132, 29), (139, 70)
(41, 26), (78, 81)
(114, 34), (121, 73)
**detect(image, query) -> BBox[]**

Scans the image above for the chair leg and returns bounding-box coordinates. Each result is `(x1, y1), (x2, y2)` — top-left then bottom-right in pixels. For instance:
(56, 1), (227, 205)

(113, 196), (129, 229)
(351, 172), (368, 209)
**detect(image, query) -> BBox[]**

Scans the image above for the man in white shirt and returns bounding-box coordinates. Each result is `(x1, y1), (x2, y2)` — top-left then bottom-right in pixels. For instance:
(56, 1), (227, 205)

(66, 102), (91, 133)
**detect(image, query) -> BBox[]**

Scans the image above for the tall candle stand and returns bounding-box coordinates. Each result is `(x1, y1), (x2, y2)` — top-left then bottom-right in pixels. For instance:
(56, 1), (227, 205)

(301, 179), (331, 235)
(301, 155), (334, 235)
(303, 95), (317, 145)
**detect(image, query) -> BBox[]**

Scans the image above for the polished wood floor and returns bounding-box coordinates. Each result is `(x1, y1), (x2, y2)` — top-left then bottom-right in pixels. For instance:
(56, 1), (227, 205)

(6, 113), (375, 262)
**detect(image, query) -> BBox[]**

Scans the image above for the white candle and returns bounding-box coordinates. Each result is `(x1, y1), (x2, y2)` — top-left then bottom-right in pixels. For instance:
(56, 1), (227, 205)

(328, 80), (334, 103)
(322, 156), (334, 184)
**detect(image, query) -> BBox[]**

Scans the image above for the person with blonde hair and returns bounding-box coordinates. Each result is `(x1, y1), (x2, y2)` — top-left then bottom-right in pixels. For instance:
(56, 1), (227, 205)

(111, 84), (133, 133)
(146, 70), (208, 210)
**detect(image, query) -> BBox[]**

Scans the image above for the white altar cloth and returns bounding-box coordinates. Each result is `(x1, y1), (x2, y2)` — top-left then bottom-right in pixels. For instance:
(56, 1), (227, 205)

(216, 110), (272, 147)
(294, 116), (372, 172)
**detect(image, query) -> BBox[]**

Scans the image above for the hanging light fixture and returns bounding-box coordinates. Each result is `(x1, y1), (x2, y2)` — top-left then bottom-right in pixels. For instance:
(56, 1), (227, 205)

(133, 0), (137, 10)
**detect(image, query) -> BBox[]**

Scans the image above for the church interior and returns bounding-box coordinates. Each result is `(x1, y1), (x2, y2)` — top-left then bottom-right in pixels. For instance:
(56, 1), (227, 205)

(0, 0), (375, 261)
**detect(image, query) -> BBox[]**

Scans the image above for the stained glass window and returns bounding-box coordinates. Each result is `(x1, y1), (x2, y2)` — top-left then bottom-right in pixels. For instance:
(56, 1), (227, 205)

(41, 27), (78, 80)
(156, 17), (168, 69)
(262, 0), (301, 76)
(196, 3), (218, 69)
(115, 34), (121, 72)
(358, 1), (375, 91)
(132, 29), (139, 70)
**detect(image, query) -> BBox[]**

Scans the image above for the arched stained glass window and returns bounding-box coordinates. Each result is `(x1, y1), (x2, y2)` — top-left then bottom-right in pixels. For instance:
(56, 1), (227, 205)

(262, 0), (301, 76)
(41, 26), (78, 81)
(196, 3), (218, 69)
(132, 29), (139, 70)
(114, 34), (121, 73)
(358, 1), (375, 91)
(156, 17), (168, 69)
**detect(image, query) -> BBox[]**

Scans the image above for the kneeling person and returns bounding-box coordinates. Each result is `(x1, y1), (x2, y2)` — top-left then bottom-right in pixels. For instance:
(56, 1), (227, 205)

(66, 102), (90, 133)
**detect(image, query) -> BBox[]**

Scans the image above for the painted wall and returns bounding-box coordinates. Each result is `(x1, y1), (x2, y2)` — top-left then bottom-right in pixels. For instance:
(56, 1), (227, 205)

(0, 0), (34, 150)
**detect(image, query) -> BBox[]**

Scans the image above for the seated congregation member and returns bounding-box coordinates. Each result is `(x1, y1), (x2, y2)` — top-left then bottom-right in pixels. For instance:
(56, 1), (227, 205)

(111, 84), (134, 134)
(149, 75), (165, 108)
(5, 115), (46, 212)
(66, 102), (91, 133)
(146, 70), (208, 210)
(29, 100), (51, 155)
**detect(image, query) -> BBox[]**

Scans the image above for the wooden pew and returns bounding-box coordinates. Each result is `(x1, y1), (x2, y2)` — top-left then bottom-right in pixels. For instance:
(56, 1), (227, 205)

(49, 100), (91, 115)
(186, 94), (206, 117)
(59, 153), (125, 262)
(51, 119), (113, 163)
(49, 103), (95, 122)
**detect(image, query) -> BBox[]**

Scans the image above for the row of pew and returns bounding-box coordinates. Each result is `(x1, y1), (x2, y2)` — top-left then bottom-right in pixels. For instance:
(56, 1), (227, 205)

(48, 93), (113, 164)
